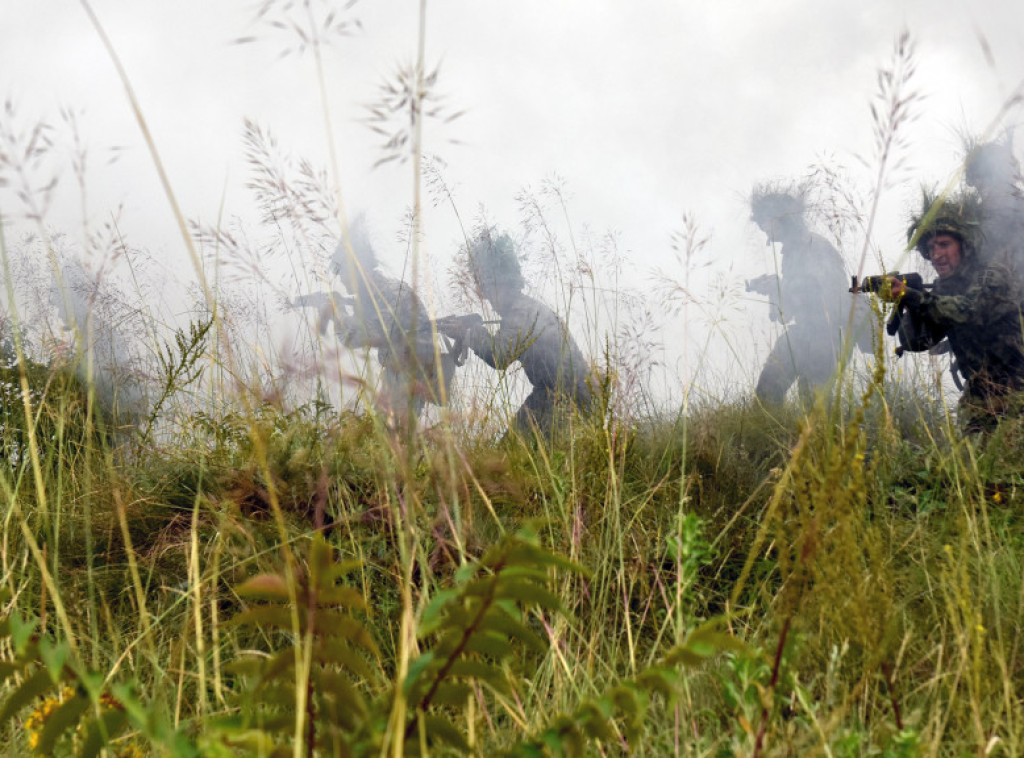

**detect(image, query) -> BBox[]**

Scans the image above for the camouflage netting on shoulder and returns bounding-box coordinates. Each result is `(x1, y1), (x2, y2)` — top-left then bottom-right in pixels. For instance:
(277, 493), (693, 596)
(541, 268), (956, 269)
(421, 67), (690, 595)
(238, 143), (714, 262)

(906, 187), (983, 258)
(466, 228), (525, 294)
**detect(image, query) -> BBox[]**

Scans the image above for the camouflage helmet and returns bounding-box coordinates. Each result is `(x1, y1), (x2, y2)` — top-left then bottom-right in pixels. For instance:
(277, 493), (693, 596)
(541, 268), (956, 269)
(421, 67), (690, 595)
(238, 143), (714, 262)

(749, 182), (808, 231)
(906, 188), (982, 260)
(466, 227), (525, 294)
(964, 139), (1019, 190)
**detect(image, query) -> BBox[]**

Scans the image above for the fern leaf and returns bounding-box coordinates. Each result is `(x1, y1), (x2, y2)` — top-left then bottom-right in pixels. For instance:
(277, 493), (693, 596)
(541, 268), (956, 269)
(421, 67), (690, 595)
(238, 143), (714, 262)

(229, 606), (298, 632)
(477, 605), (547, 655)
(462, 631), (514, 659)
(236, 574), (293, 600)
(313, 638), (377, 680)
(426, 681), (474, 707)
(414, 714), (471, 751)
(445, 659), (513, 696)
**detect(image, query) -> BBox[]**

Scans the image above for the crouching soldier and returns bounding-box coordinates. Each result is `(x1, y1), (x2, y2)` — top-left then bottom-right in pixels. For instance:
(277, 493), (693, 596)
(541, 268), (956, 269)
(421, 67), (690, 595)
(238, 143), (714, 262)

(882, 192), (1024, 432)
(440, 229), (594, 438)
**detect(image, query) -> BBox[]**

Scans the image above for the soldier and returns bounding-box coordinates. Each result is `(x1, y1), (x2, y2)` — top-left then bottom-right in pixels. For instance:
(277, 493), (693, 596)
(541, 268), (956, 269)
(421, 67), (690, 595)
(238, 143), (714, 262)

(747, 185), (867, 405)
(292, 216), (460, 424)
(441, 229), (593, 438)
(964, 139), (1024, 287)
(882, 191), (1024, 432)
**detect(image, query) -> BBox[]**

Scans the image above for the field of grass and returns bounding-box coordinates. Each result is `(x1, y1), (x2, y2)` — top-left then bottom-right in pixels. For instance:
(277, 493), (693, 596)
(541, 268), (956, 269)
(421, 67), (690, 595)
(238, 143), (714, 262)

(0, 339), (1021, 757)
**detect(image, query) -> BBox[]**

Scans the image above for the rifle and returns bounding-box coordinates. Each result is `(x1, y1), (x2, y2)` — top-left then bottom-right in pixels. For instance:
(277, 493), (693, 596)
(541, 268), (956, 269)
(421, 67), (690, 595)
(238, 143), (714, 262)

(849, 272), (931, 295)
(850, 273), (937, 349)
(430, 314), (500, 366)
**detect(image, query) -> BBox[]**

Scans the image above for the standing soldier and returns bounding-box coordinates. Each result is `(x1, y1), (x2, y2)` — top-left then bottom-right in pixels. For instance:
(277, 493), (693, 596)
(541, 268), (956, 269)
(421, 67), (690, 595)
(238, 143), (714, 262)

(747, 185), (867, 405)
(964, 138), (1024, 288)
(441, 228), (593, 438)
(881, 191), (1024, 432)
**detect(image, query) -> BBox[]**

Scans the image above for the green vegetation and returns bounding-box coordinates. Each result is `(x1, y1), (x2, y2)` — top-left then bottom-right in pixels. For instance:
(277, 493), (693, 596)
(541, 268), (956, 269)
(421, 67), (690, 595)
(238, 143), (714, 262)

(0, 343), (1020, 757)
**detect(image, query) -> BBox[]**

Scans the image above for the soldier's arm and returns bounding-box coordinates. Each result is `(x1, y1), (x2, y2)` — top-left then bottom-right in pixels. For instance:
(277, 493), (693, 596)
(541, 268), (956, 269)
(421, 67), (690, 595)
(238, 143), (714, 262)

(745, 273), (779, 295)
(892, 305), (946, 353)
(463, 323), (500, 367)
(901, 266), (1018, 327)
(468, 321), (541, 371)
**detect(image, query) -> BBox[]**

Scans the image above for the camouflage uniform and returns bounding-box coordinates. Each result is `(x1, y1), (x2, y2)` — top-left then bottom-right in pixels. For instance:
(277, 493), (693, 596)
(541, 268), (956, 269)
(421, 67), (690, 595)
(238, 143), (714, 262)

(447, 229), (593, 438)
(464, 292), (592, 435)
(895, 256), (1024, 432)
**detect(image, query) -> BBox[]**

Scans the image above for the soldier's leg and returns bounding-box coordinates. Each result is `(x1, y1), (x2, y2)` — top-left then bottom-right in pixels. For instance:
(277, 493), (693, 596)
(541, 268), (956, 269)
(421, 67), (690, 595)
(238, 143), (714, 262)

(957, 389), (999, 435)
(793, 334), (841, 405)
(756, 337), (797, 405)
(512, 387), (555, 439)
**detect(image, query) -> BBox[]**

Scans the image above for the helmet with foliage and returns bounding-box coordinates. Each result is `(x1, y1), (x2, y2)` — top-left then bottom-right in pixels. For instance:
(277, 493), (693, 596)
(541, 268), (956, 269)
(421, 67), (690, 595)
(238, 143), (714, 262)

(466, 227), (525, 295)
(964, 138), (1019, 191)
(906, 188), (983, 260)
(749, 182), (808, 232)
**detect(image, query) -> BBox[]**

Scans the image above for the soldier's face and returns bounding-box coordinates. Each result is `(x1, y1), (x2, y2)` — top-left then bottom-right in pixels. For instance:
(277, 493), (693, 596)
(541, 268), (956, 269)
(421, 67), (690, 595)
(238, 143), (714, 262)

(928, 234), (962, 278)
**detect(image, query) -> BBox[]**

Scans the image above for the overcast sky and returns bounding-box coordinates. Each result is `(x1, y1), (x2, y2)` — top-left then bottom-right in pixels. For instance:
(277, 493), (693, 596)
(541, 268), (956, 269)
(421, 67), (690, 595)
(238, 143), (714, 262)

(2, 0), (1024, 401)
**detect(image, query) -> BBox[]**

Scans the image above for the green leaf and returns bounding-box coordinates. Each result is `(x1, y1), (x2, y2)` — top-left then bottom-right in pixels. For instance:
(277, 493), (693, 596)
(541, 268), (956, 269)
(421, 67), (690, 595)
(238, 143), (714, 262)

(418, 588), (459, 636)
(313, 638), (376, 681)
(35, 691), (90, 755)
(463, 631), (514, 659)
(479, 607), (547, 655)
(447, 660), (512, 696)
(9, 611), (38, 654)
(236, 574), (292, 600)
(418, 714), (470, 751)
(576, 701), (616, 741)
(636, 667), (679, 700)
(662, 647), (705, 667)
(503, 542), (582, 573)
(313, 611), (379, 654)
(403, 651), (436, 698)
(460, 576), (498, 599)
(313, 670), (368, 730)
(38, 637), (70, 683)
(316, 586), (367, 609)
(494, 581), (562, 612)
(324, 559), (363, 583)
(0, 659), (29, 686)
(78, 707), (130, 758)
(664, 618), (749, 667)
(428, 681), (474, 707)
(0, 667), (56, 724)
(230, 606), (299, 633)
(257, 651), (299, 690)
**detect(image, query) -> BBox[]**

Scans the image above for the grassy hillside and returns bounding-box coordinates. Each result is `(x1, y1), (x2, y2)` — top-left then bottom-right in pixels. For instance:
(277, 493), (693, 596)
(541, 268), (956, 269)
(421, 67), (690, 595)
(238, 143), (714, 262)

(0, 344), (1021, 757)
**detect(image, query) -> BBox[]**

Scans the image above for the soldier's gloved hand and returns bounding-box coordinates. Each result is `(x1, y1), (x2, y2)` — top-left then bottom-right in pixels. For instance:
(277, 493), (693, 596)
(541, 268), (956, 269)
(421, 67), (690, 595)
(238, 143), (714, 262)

(746, 273), (778, 295)
(438, 313), (483, 336)
(877, 277), (906, 303)
(461, 313), (485, 330)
